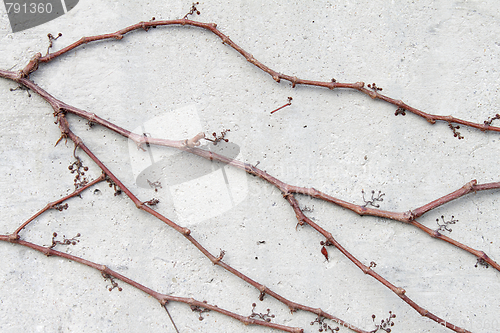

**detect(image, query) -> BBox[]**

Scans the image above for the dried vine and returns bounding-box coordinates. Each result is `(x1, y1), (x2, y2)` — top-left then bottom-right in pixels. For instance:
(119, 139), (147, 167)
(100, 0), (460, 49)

(1, 6), (499, 333)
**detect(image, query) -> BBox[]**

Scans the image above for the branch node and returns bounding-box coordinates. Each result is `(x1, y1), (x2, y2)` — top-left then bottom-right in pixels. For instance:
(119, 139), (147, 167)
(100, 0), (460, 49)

(184, 132), (205, 148)
(7, 233), (19, 242)
(258, 286), (267, 301)
(328, 78), (337, 89)
(465, 179), (477, 190)
(214, 249), (225, 264)
(403, 210), (415, 221)
(19, 52), (41, 79)
(42, 247), (52, 257)
(395, 287), (406, 296)
(431, 230), (442, 238)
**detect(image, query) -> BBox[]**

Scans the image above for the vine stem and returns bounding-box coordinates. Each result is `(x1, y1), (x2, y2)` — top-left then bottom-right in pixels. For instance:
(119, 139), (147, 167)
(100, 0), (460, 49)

(2, 17), (500, 134)
(0, 235), (303, 333)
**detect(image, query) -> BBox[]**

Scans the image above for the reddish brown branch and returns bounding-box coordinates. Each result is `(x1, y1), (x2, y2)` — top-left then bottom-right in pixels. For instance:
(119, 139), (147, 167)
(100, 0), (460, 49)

(0, 235), (303, 333)
(407, 220), (500, 271)
(173, 146), (500, 273)
(27, 95), (500, 332)
(2, 18), (497, 135)
(410, 179), (482, 218)
(3, 76), (496, 330)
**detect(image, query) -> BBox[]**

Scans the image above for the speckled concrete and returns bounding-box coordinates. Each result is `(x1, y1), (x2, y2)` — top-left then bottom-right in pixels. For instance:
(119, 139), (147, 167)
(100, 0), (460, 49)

(1, 1), (499, 332)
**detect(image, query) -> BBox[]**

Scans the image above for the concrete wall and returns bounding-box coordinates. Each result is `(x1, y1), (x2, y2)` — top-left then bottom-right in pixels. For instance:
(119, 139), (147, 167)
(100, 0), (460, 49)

(1, 1), (499, 332)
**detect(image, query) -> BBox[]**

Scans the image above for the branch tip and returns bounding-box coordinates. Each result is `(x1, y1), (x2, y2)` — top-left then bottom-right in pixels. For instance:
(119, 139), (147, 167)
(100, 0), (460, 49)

(396, 287), (406, 296)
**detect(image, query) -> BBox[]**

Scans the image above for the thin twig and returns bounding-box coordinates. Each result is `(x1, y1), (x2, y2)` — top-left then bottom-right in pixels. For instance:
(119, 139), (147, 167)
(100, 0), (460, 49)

(270, 97), (293, 114)
(164, 305), (180, 333)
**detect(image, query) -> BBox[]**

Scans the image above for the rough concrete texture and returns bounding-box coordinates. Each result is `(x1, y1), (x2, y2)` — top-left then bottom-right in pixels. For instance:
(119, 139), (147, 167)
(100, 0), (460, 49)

(1, 1), (499, 332)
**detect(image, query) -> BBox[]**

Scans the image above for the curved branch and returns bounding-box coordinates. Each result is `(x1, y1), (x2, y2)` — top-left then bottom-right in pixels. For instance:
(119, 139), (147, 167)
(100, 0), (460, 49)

(3, 18), (499, 135)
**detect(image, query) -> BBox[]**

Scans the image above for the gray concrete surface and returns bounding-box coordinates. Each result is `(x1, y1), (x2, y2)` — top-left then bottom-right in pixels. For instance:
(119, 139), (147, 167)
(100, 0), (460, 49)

(1, 1), (499, 332)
